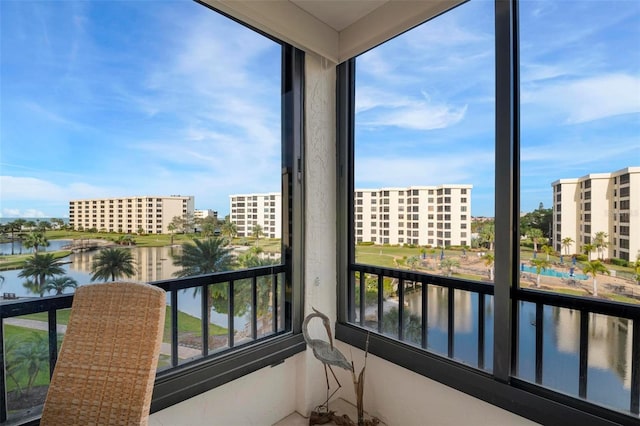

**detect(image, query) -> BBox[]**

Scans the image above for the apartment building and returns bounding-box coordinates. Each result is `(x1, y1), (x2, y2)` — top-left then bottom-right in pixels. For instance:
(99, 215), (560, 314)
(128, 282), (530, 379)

(355, 185), (473, 247)
(229, 193), (281, 239)
(68, 195), (195, 234)
(552, 167), (639, 261)
(194, 209), (218, 220)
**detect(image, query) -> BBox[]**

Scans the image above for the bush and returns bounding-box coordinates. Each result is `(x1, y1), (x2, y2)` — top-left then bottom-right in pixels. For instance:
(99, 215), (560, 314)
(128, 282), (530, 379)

(357, 241), (375, 246)
(574, 254), (588, 262)
(609, 258), (629, 267)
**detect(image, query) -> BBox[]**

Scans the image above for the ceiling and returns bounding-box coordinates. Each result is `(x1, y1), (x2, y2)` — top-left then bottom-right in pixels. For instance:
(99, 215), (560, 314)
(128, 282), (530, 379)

(289, 0), (389, 32)
(204, 0), (464, 63)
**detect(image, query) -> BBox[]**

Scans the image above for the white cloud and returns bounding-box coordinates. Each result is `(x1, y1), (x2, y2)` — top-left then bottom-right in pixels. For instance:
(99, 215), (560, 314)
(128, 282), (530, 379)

(356, 151), (493, 188)
(1, 208), (48, 218)
(523, 74), (640, 124)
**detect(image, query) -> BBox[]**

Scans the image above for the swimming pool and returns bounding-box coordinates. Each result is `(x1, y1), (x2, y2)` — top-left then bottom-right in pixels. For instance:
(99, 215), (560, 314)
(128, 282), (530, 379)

(520, 264), (588, 280)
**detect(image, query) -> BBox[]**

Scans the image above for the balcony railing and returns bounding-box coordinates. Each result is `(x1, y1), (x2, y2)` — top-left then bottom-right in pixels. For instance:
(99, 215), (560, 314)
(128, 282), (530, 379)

(344, 263), (640, 423)
(1, 265), (303, 424)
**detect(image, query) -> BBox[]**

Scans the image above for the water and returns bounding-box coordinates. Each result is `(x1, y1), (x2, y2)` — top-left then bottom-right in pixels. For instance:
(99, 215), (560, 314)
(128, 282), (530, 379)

(521, 264), (589, 280)
(391, 289), (632, 413)
(0, 245), (246, 330)
(0, 239), (71, 255)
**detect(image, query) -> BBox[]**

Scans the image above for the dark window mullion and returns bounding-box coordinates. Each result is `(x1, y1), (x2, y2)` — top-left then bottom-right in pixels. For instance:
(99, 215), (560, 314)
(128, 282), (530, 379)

(478, 293), (485, 369)
(202, 284), (209, 357)
(251, 276), (258, 340)
(535, 303), (544, 384)
(398, 278), (405, 340)
(631, 319), (640, 414)
(448, 287), (455, 358)
(579, 310), (589, 398)
(0, 319), (5, 423)
(422, 280), (428, 349)
(171, 291), (179, 367)
(272, 273), (278, 333)
(228, 280), (235, 348)
(48, 309), (58, 379)
(377, 275), (384, 334)
(359, 272), (365, 327)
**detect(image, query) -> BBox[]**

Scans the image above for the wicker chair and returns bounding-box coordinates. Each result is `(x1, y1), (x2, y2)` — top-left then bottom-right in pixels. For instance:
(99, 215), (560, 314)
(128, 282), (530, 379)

(41, 282), (166, 426)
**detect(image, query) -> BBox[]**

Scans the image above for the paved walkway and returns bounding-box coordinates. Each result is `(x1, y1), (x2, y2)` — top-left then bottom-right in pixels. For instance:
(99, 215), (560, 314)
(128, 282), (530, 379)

(5, 318), (201, 359)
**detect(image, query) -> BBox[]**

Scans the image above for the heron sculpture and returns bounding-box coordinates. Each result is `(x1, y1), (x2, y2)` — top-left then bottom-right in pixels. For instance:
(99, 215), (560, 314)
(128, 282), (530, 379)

(303, 307), (353, 412)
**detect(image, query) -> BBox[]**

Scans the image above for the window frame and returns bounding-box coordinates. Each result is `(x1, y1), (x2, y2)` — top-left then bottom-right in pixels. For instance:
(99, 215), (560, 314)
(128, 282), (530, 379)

(335, 1), (639, 424)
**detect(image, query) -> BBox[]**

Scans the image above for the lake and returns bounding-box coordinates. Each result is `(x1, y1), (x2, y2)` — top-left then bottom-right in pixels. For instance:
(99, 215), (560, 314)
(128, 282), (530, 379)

(1, 245), (633, 412)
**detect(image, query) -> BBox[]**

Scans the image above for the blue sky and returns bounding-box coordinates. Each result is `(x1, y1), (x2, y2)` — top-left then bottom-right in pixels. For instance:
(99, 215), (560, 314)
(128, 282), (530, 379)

(1, 0), (639, 219)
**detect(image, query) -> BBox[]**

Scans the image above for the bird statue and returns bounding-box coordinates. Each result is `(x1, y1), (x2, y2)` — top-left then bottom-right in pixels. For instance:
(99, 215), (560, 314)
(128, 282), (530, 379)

(303, 307), (353, 413)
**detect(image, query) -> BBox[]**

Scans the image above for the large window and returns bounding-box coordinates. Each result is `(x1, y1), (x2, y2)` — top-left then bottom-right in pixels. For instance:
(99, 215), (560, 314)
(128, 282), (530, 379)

(339, 0), (640, 423)
(1, 1), (303, 422)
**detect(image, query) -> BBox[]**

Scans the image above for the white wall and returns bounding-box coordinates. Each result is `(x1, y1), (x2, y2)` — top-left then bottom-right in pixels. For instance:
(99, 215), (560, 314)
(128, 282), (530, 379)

(149, 356), (301, 426)
(332, 341), (538, 426)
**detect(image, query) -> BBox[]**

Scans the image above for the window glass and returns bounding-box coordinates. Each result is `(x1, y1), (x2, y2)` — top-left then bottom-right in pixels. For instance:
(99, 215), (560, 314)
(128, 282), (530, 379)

(352, 0), (495, 367)
(517, 0), (639, 412)
(1, 0), (284, 415)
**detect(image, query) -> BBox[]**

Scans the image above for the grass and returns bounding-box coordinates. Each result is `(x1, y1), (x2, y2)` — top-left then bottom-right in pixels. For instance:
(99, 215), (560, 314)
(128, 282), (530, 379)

(0, 250), (72, 271)
(20, 306), (227, 342)
(4, 325), (56, 392)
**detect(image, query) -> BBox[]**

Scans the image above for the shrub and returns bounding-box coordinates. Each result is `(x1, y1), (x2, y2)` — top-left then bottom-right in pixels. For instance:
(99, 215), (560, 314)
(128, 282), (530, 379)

(357, 241), (375, 246)
(575, 254), (588, 262)
(609, 258), (629, 267)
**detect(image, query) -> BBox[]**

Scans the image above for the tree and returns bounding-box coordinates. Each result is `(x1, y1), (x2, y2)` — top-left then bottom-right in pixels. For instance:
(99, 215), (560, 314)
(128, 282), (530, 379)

(479, 223), (495, 251)
(172, 237), (236, 315)
(530, 258), (551, 288)
(22, 231), (49, 254)
(172, 237), (235, 277)
(583, 243), (595, 261)
(44, 276), (79, 295)
(528, 228), (544, 253)
(561, 237), (574, 255)
(541, 244), (553, 261)
(9, 332), (48, 396)
(168, 222), (177, 245)
(593, 231), (608, 260)
(483, 253), (495, 281)
(406, 255), (420, 270)
(18, 253), (66, 297)
(221, 217), (238, 241)
(252, 224), (264, 244)
(7, 219), (25, 255)
(582, 260), (609, 297)
(633, 254), (640, 285)
(520, 204), (552, 238)
(440, 258), (460, 277)
(91, 248), (136, 282)
(199, 216), (218, 238)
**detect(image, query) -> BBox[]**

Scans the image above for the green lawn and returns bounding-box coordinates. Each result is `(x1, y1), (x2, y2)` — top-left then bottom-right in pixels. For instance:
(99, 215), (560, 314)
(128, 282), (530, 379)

(0, 250), (72, 271)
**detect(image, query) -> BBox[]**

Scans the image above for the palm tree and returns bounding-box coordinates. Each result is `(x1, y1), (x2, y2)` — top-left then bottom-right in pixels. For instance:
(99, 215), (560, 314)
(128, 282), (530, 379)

(593, 231), (608, 260)
(44, 276), (79, 295)
(480, 224), (495, 251)
(172, 237), (235, 277)
(221, 218), (238, 241)
(561, 237), (574, 255)
(440, 258), (460, 277)
(530, 258), (551, 288)
(583, 243), (595, 261)
(22, 231), (49, 254)
(18, 253), (66, 297)
(91, 248), (136, 282)
(10, 332), (48, 396)
(528, 228), (544, 253)
(483, 253), (495, 281)
(406, 255), (420, 270)
(633, 255), (640, 286)
(541, 244), (553, 261)
(582, 260), (610, 297)
(252, 224), (264, 244)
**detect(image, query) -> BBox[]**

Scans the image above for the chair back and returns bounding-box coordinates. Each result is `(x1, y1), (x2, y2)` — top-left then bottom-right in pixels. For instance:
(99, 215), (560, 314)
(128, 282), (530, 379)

(41, 282), (166, 426)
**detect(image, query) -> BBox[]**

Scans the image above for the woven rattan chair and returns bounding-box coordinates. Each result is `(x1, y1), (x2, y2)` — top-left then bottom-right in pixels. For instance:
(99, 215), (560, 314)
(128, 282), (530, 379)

(41, 282), (166, 426)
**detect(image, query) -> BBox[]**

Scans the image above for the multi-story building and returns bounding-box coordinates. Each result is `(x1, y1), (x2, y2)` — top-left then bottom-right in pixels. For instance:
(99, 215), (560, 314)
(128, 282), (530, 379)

(552, 167), (639, 261)
(229, 193), (281, 239)
(354, 185), (472, 247)
(68, 195), (195, 234)
(194, 209), (218, 220)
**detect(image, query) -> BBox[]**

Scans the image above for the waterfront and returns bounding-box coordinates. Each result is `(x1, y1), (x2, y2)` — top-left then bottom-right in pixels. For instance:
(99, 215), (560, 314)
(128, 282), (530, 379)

(1, 243), (634, 412)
